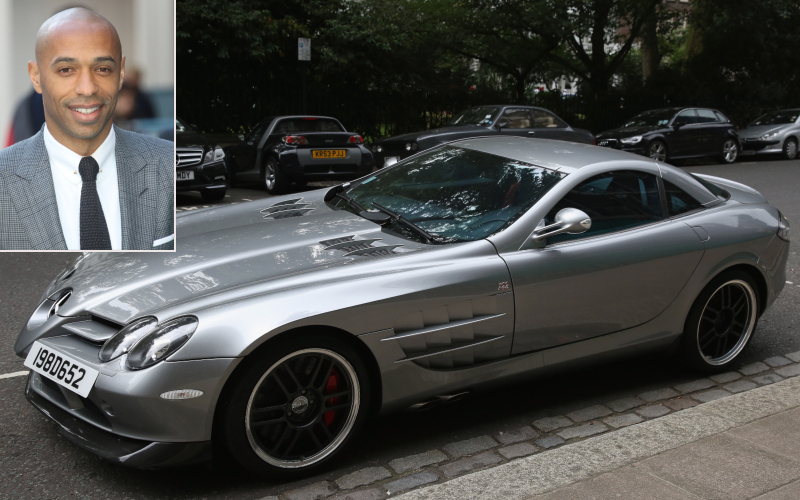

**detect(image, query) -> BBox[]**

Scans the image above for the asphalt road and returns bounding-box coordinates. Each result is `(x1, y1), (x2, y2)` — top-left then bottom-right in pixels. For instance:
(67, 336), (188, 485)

(1, 157), (798, 499)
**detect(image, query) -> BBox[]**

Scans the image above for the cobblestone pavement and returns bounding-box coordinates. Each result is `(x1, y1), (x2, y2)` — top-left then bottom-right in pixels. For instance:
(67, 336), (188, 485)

(0, 158), (798, 499)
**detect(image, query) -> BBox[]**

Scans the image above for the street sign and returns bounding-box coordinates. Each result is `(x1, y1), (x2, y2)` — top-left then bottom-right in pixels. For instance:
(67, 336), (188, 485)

(298, 38), (311, 61)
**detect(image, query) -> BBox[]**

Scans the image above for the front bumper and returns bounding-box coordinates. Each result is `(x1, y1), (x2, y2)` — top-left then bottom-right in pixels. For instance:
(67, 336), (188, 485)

(26, 374), (212, 468)
(740, 139), (783, 155)
(176, 160), (228, 192)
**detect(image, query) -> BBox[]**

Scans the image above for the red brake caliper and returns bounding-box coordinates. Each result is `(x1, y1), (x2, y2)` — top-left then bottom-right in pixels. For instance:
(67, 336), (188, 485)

(324, 368), (340, 427)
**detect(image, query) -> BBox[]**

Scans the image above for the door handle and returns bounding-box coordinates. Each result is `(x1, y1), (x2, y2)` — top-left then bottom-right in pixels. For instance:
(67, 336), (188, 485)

(528, 131), (536, 135)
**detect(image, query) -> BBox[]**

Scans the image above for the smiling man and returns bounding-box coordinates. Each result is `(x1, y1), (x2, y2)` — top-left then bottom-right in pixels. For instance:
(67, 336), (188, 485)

(0, 8), (174, 250)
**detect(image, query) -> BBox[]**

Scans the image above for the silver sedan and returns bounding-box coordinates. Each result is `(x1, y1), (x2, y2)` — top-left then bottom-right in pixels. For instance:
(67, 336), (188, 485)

(739, 108), (800, 160)
(15, 137), (790, 478)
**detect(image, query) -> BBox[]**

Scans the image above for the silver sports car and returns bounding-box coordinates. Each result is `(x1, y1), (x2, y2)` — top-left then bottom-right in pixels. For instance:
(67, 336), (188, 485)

(739, 108), (800, 160)
(15, 137), (790, 478)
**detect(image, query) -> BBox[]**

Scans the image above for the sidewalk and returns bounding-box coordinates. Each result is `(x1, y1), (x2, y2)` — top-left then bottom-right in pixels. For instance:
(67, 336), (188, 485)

(397, 375), (800, 500)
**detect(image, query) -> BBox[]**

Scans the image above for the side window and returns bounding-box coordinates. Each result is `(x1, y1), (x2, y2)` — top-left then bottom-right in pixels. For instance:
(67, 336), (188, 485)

(663, 180), (703, 217)
(696, 109), (719, 123)
(714, 111), (730, 122)
(531, 110), (567, 128)
(502, 109), (532, 129)
(674, 110), (698, 126)
(247, 122), (270, 141)
(544, 171), (662, 244)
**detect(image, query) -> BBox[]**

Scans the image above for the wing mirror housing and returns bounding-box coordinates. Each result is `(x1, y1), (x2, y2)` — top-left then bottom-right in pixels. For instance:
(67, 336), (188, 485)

(521, 208), (592, 249)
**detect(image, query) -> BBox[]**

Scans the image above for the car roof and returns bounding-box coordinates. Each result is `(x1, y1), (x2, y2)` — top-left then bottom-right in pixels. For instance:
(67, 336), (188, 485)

(450, 136), (645, 172)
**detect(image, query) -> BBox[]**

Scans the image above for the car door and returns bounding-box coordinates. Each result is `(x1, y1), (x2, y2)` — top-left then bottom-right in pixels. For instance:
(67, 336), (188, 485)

(526, 109), (575, 141)
(235, 120), (272, 174)
(696, 109), (725, 156)
(497, 108), (535, 138)
(669, 109), (703, 158)
(501, 170), (706, 355)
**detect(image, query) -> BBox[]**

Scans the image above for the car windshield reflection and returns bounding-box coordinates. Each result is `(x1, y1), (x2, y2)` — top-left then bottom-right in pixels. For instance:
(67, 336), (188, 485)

(448, 107), (501, 126)
(623, 109), (677, 128)
(338, 146), (565, 242)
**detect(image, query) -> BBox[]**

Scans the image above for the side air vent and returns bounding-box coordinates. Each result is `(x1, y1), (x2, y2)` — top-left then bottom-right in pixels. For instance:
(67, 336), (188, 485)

(260, 198), (315, 220)
(320, 235), (403, 257)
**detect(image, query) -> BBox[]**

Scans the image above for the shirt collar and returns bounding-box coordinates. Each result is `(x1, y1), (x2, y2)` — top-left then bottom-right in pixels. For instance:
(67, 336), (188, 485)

(43, 124), (116, 186)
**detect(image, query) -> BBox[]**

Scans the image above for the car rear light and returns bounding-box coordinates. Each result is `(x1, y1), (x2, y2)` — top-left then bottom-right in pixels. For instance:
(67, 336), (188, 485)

(348, 135), (364, 144)
(284, 135), (307, 145)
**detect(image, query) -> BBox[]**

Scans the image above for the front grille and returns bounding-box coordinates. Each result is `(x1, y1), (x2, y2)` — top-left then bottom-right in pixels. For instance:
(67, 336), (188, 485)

(597, 139), (620, 148)
(379, 143), (407, 154)
(176, 148), (203, 168)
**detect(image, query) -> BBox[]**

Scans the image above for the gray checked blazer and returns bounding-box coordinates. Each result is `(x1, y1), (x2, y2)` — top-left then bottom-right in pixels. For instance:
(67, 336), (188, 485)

(0, 126), (174, 250)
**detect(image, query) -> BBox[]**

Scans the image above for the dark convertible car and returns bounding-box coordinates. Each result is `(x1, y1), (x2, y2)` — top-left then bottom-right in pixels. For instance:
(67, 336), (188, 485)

(595, 107), (740, 164)
(372, 105), (594, 169)
(225, 116), (374, 194)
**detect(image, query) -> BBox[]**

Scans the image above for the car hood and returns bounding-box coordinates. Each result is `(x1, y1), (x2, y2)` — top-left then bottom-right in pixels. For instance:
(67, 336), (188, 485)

(52, 189), (427, 324)
(596, 126), (659, 139)
(739, 125), (787, 139)
(176, 130), (213, 149)
(377, 125), (490, 144)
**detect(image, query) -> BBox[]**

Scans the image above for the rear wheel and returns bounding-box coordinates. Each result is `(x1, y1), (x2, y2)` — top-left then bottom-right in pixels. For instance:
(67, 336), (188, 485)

(783, 137), (798, 160)
(679, 270), (759, 372)
(264, 158), (288, 195)
(719, 138), (739, 164)
(648, 141), (667, 162)
(218, 335), (370, 478)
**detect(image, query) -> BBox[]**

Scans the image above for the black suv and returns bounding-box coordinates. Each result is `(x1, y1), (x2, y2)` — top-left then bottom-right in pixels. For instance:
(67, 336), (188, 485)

(175, 117), (228, 202)
(596, 108), (740, 164)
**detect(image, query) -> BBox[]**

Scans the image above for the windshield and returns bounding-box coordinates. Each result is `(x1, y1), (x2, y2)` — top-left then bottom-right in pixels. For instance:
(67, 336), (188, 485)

(449, 107), (501, 126)
(274, 118), (344, 133)
(749, 110), (800, 126)
(623, 109), (677, 128)
(339, 146), (565, 242)
(176, 117), (188, 132)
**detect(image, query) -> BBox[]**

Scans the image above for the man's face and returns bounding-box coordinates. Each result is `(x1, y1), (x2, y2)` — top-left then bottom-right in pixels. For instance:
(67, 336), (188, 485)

(30, 20), (124, 142)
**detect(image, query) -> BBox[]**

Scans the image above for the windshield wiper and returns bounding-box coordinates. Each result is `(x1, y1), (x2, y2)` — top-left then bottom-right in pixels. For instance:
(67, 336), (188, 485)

(369, 202), (439, 244)
(335, 191), (368, 213)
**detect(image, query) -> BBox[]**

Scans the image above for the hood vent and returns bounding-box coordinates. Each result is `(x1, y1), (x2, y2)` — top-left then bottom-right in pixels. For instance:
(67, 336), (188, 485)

(261, 198), (315, 220)
(320, 235), (403, 257)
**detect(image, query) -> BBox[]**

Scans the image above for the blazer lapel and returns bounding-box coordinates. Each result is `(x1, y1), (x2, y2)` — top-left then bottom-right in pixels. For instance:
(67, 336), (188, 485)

(115, 126), (156, 250)
(5, 131), (68, 250)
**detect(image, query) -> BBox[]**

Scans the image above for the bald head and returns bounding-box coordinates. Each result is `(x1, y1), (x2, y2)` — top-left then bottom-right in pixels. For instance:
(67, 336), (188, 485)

(35, 8), (121, 64)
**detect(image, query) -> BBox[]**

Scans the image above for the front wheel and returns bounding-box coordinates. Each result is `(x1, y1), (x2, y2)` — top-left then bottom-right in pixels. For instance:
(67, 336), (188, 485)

(783, 137), (798, 160)
(218, 335), (370, 478)
(648, 141), (667, 162)
(719, 138), (739, 164)
(679, 270), (759, 372)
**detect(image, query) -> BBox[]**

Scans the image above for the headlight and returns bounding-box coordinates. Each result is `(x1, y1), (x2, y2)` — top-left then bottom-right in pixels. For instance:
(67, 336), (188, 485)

(98, 317), (158, 362)
(375, 145), (383, 153)
(778, 211), (790, 242)
(125, 316), (198, 370)
(204, 147), (225, 163)
(405, 143), (412, 151)
(759, 132), (779, 140)
(620, 136), (642, 144)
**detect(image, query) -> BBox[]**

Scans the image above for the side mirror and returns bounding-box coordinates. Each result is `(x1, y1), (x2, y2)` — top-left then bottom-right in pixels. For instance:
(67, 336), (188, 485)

(496, 119), (509, 130)
(238, 134), (245, 141)
(522, 208), (591, 248)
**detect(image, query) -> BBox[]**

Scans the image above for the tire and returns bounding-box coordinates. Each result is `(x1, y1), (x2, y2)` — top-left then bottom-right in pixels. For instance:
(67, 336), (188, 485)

(264, 158), (288, 195)
(719, 138), (739, 164)
(217, 334), (371, 478)
(648, 140), (667, 162)
(201, 189), (226, 202)
(679, 270), (760, 373)
(783, 137), (798, 161)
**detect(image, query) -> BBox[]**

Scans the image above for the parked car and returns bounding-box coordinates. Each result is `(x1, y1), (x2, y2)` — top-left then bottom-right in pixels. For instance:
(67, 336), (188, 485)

(225, 116), (374, 194)
(738, 109), (799, 160)
(175, 117), (228, 202)
(371, 105), (594, 169)
(595, 107), (740, 164)
(16, 137), (789, 477)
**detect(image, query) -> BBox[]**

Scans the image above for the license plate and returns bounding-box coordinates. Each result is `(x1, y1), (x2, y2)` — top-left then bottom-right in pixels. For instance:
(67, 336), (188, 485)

(24, 341), (100, 398)
(312, 150), (346, 159)
(177, 170), (195, 180)
(741, 150), (755, 156)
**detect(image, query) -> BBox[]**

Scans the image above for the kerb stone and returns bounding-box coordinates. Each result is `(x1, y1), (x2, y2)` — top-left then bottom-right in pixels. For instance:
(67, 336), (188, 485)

(384, 472), (438, 495)
(388, 450), (447, 474)
(329, 489), (386, 500)
(557, 422), (609, 440)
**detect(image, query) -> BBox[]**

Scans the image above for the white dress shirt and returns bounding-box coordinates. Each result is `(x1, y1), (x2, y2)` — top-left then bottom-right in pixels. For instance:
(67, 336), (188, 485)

(43, 125), (122, 250)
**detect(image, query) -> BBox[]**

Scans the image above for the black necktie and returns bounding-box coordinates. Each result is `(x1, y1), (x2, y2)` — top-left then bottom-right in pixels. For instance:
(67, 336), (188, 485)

(78, 156), (112, 250)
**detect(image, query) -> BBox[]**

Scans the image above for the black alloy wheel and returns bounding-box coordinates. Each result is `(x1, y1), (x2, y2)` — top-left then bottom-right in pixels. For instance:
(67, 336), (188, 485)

(783, 137), (798, 160)
(719, 138), (739, 164)
(218, 335), (370, 477)
(648, 141), (667, 162)
(680, 270), (759, 372)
